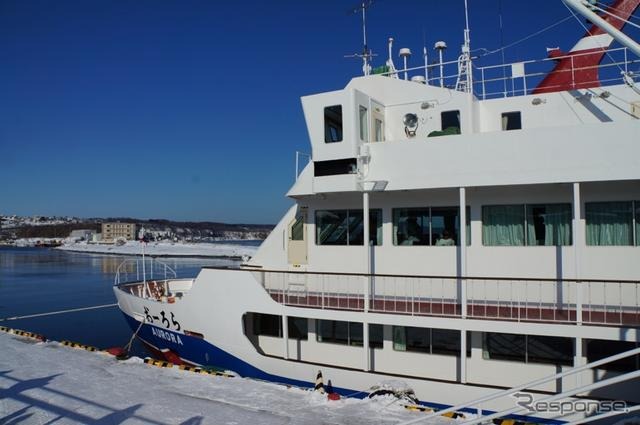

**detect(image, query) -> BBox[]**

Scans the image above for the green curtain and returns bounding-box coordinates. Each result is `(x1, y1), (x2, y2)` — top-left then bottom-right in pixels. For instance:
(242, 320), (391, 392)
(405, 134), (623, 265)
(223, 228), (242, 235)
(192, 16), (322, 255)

(393, 326), (406, 351)
(586, 202), (633, 246)
(482, 205), (525, 246)
(526, 204), (571, 246)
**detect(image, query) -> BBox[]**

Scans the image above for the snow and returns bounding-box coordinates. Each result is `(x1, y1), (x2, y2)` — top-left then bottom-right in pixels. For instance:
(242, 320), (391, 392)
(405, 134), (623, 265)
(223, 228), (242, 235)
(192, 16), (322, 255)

(0, 332), (454, 425)
(56, 240), (259, 258)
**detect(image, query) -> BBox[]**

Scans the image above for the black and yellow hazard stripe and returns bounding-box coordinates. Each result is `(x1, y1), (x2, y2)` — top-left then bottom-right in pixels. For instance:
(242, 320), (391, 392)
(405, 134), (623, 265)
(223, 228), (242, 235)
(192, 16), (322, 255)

(403, 405), (433, 413)
(403, 405), (465, 419)
(143, 358), (174, 368)
(61, 340), (98, 351)
(1, 327), (47, 342)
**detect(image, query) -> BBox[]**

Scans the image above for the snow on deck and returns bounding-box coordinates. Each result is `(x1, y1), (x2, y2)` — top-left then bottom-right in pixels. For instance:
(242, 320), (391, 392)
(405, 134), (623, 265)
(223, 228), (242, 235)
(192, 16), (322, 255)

(0, 332), (451, 425)
(56, 241), (259, 258)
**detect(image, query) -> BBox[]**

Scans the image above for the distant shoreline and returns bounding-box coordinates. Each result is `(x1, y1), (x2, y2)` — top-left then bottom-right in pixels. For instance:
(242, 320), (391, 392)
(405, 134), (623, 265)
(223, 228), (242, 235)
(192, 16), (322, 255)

(54, 240), (260, 259)
(54, 248), (247, 259)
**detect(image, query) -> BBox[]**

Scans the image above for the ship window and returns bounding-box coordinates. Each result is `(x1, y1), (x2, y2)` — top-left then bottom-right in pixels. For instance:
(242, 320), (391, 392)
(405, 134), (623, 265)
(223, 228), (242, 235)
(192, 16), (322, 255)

(290, 216), (304, 241)
(317, 320), (382, 348)
(501, 111), (522, 130)
(359, 105), (368, 142)
(248, 314), (307, 340)
(393, 326), (461, 356)
(288, 317), (308, 340)
(527, 335), (573, 365)
(316, 209), (382, 246)
(253, 313), (281, 337)
(485, 333), (526, 362)
(393, 207), (470, 246)
(585, 201), (634, 246)
(586, 339), (639, 372)
(314, 158), (357, 177)
(324, 105), (343, 143)
(485, 333), (573, 365)
(483, 204), (572, 246)
(525, 204), (572, 246)
(374, 118), (384, 142)
(441, 110), (461, 132)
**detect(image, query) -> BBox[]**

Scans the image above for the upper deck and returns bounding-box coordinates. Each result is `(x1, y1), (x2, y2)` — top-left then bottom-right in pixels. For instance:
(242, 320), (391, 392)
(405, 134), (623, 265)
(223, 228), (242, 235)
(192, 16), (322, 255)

(289, 47), (640, 197)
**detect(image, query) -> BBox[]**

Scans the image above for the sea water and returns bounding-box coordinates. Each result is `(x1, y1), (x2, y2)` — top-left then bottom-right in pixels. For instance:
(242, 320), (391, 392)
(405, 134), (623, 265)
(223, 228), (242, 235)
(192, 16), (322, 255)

(0, 247), (240, 356)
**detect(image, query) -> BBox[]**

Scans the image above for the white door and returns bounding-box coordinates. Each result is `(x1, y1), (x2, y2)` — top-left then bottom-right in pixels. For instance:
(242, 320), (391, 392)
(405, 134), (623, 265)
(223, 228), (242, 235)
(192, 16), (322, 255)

(287, 210), (307, 265)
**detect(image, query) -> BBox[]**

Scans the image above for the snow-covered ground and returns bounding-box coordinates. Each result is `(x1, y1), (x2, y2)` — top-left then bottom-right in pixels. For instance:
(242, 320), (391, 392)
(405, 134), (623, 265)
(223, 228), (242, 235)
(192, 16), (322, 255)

(0, 331), (451, 425)
(56, 240), (259, 258)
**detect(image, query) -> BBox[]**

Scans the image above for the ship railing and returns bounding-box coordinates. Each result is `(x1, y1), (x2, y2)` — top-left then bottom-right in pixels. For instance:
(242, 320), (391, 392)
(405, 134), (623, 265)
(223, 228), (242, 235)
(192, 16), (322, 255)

(247, 269), (640, 326)
(474, 46), (640, 99)
(397, 345), (640, 425)
(114, 258), (179, 300)
(373, 46), (639, 100)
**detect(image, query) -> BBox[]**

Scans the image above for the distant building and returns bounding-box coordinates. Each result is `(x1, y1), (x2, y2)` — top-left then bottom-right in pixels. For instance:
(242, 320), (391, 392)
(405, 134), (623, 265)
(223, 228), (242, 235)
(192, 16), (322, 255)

(101, 222), (137, 243)
(69, 229), (97, 241)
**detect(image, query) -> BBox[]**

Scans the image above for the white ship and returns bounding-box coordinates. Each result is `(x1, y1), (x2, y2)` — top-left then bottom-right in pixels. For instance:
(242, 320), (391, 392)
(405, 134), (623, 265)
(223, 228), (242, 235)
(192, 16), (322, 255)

(114, 1), (640, 423)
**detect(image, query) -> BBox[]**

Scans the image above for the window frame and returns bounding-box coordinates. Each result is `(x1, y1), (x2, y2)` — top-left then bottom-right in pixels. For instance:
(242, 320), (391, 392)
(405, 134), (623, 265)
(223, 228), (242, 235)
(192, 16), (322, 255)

(501, 111), (522, 131)
(316, 209), (382, 246)
(482, 203), (572, 247)
(324, 105), (343, 143)
(393, 206), (470, 246)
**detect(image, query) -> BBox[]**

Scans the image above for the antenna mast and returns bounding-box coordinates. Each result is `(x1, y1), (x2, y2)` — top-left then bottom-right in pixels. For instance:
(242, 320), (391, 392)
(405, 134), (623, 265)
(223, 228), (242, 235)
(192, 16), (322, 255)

(348, 0), (375, 76)
(455, 0), (473, 93)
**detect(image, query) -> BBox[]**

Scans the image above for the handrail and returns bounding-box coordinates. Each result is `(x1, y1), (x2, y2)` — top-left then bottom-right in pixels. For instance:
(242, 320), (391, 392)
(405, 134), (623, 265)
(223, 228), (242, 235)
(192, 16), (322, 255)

(210, 266), (640, 285)
(397, 346), (640, 425)
(458, 370), (640, 425)
(114, 258), (178, 286)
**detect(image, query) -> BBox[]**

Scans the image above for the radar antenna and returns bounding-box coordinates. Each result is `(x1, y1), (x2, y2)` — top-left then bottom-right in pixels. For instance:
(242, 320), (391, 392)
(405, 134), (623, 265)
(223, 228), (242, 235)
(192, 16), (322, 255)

(346, 0), (375, 76)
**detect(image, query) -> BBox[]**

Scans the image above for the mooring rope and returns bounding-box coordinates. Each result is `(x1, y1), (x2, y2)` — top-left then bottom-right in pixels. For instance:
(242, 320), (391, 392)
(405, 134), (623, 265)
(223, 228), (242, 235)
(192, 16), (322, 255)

(124, 318), (146, 353)
(0, 303), (118, 322)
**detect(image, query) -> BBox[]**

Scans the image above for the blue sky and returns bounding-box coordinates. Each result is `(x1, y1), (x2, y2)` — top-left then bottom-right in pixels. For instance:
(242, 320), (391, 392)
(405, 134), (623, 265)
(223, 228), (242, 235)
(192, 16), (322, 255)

(1, 0), (635, 223)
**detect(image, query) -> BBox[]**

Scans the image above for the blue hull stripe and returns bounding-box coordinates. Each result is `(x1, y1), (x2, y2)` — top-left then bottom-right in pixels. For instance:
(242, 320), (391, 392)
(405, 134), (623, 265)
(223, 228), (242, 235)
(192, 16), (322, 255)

(122, 313), (563, 424)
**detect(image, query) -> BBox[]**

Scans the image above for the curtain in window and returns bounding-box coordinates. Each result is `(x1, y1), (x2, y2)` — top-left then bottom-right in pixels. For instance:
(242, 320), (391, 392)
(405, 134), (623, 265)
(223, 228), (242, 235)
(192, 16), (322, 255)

(526, 204), (571, 246)
(586, 202), (633, 246)
(393, 326), (406, 351)
(482, 205), (525, 246)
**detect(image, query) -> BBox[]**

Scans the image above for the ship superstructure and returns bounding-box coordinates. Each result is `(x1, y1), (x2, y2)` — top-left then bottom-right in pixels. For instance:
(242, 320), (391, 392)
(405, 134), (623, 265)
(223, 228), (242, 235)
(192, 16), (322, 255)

(115, 1), (640, 423)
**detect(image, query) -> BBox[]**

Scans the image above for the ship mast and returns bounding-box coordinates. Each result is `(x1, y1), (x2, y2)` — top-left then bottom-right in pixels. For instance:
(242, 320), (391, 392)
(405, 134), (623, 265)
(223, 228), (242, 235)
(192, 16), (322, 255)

(455, 0), (473, 93)
(348, 0), (375, 76)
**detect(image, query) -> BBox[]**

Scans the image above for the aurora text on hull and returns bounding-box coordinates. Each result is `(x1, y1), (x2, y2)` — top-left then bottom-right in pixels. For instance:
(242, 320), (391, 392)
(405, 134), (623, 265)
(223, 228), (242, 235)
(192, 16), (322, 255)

(115, 1), (640, 423)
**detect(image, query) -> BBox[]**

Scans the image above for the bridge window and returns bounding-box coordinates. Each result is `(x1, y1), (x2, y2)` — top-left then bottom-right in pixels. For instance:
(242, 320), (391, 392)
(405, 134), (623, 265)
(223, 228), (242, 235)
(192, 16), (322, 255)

(359, 105), (368, 141)
(586, 201), (635, 246)
(501, 111), (522, 130)
(316, 209), (382, 246)
(441, 110), (461, 133)
(324, 105), (343, 143)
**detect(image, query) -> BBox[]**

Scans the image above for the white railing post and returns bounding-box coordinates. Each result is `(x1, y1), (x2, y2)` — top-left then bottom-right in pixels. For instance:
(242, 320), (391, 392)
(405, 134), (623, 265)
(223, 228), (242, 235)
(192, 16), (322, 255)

(363, 191), (371, 313)
(573, 183), (583, 325)
(282, 314), (289, 360)
(459, 187), (467, 318)
(460, 328), (467, 384)
(363, 321), (370, 371)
